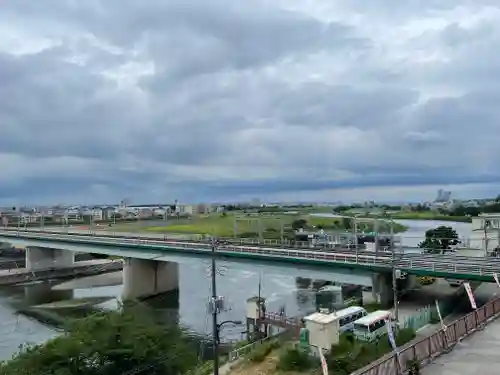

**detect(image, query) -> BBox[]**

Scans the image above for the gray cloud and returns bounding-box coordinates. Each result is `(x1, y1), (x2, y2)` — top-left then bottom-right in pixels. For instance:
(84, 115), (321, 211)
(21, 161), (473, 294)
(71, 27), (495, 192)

(1, 0), (499, 205)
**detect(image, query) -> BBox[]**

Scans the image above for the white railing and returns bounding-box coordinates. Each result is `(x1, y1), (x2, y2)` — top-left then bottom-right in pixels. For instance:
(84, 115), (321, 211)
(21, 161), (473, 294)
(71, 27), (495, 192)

(3, 230), (500, 278)
(227, 330), (290, 362)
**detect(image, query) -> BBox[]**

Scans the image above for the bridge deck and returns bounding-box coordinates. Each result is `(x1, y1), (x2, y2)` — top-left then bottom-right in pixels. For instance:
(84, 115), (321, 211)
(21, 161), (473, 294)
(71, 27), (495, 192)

(1, 230), (499, 282)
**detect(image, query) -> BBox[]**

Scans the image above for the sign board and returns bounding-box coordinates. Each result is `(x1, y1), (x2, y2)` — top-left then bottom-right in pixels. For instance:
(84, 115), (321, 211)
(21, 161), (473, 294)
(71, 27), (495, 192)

(435, 300), (446, 332)
(494, 273), (500, 288)
(385, 319), (397, 351)
(318, 347), (328, 375)
(463, 282), (477, 309)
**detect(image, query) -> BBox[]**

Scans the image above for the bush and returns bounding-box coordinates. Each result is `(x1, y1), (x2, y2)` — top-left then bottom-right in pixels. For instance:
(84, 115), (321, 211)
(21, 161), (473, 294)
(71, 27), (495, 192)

(395, 328), (416, 346)
(407, 359), (420, 374)
(247, 340), (279, 363)
(429, 310), (441, 324)
(276, 347), (312, 371)
(363, 302), (383, 312)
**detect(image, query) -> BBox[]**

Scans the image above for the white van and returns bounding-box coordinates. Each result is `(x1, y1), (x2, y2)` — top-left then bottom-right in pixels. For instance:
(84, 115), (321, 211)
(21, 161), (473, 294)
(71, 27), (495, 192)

(353, 310), (393, 341)
(335, 306), (368, 332)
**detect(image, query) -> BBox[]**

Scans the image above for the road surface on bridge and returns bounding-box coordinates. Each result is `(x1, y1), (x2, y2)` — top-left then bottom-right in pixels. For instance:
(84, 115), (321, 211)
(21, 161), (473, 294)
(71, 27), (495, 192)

(2, 230), (500, 282)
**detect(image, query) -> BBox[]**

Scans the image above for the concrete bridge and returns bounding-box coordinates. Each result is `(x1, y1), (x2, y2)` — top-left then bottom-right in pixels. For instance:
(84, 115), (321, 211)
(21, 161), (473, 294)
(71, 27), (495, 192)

(1, 229), (499, 304)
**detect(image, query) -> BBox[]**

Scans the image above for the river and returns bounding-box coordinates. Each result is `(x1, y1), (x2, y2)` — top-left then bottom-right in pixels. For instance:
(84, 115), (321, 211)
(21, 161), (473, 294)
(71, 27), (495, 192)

(0, 219), (473, 360)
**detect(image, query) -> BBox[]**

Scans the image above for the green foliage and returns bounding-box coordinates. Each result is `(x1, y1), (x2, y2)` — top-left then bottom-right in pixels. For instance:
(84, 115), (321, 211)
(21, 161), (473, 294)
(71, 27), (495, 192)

(363, 302), (383, 312)
(327, 328), (416, 374)
(395, 328), (416, 346)
(407, 359), (421, 374)
(419, 226), (460, 253)
(291, 219), (308, 230)
(247, 340), (280, 363)
(0, 302), (198, 375)
(276, 347), (312, 372)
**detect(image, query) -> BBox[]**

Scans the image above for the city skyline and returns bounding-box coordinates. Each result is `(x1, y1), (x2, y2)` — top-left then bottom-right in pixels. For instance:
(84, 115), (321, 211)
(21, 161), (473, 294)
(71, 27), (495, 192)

(1, 1), (500, 205)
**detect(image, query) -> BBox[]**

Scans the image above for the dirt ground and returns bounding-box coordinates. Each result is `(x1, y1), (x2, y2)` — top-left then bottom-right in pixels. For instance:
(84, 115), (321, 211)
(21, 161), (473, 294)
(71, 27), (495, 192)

(227, 351), (317, 375)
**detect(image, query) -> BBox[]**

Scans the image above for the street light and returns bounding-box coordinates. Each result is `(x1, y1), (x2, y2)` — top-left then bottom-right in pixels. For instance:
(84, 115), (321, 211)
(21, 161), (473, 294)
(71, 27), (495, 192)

(216, 320), (243, 345)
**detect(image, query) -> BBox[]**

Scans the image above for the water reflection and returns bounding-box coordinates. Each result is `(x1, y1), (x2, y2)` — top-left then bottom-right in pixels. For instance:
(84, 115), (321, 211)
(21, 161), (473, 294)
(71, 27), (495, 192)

(0, 218), (474, 360)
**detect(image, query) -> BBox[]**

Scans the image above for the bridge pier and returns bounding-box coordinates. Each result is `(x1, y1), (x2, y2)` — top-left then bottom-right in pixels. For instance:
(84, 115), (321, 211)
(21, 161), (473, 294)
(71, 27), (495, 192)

(25, 246), (75, 271)
(24, 281), (73, 305)
(122, 258), (179, 300)
(371, 272), (393, 307)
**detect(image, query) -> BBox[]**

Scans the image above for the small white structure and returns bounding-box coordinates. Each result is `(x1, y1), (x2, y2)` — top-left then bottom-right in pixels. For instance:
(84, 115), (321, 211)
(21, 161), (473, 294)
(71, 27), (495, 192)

(246, 296), (265, 320)
(303, 312), (341, 351)
(469, 213), (500, 254)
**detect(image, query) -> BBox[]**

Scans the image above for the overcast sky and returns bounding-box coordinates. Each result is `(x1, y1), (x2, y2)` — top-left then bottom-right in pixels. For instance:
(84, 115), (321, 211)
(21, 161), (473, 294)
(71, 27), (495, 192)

(1, 1), (499, 205)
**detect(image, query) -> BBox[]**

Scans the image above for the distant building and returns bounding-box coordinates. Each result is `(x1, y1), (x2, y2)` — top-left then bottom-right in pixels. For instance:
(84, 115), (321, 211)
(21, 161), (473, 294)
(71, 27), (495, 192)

(469, 213), (500, 253)
(435, 189), (452, 203)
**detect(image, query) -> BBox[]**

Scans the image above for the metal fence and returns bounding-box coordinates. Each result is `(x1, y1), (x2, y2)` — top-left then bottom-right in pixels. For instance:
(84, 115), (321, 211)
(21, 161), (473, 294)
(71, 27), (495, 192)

(227, 329), (291, 362)
(401, 305), (433, 331)
(352, 296), (500, 375)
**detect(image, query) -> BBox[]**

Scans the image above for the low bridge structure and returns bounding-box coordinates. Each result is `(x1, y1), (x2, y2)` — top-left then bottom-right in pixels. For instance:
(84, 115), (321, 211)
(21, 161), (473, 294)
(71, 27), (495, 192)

(1, 229), (499, 303)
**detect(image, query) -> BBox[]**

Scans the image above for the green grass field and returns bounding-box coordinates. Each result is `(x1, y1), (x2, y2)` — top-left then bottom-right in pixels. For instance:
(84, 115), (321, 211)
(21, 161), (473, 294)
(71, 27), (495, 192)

(146, 213), (299, 237)
(111, 212), (408, 238)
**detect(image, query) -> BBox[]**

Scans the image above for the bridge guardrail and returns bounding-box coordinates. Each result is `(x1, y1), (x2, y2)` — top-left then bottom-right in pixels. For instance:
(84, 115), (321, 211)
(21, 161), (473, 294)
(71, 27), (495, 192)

(4, 231), (500, 279)
(352, 295), (500, 375)
(0, 231), (396, 266)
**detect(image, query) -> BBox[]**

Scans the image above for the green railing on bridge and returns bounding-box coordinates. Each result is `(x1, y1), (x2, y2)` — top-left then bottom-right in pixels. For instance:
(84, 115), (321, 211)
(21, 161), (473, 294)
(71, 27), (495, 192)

(2, 231), (500, 283)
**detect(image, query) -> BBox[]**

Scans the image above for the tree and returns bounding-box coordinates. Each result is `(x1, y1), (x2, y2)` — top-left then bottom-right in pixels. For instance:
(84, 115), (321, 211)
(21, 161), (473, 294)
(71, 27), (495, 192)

(419, 226), (460, 254)
(341, 217), (352, 230)
(0, 302), (197, 375)
(291, 219), (307, 230)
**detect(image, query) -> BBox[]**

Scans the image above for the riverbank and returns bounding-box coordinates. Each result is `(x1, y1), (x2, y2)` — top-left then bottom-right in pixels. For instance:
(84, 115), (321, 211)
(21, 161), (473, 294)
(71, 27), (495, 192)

(141, 212), (408, 237)
(390, 212), (471, 223)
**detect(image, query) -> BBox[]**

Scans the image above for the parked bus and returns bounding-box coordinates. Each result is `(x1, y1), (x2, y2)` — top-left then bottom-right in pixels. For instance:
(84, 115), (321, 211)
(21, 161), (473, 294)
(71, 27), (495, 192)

(335, 306), (368, 332)
(353, 310), (393, 341)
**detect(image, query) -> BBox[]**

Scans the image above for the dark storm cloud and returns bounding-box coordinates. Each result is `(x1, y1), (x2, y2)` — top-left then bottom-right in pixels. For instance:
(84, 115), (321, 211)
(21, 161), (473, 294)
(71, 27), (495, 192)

(1, 0), (500, 204)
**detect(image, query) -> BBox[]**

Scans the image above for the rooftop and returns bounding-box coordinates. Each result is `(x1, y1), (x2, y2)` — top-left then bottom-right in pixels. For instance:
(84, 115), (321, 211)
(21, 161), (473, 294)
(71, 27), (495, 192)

(304, 312), (338, 324)
(478, 213), (500, 218)
(354, 310), (391, 325)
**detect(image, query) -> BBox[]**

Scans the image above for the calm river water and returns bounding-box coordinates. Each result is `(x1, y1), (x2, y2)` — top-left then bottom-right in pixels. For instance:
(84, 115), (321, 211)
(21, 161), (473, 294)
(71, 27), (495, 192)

(0, 219), (473, 360)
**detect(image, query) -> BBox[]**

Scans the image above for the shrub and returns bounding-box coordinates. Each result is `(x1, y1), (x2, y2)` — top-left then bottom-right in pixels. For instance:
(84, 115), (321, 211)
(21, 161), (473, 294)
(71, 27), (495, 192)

(247, 340), (279, 363)
(395, 328), (416, 347)
(276, 347), (312, 371)
(429, 310), (441, 324)
(331, 334), (355, 355)
(407, 359), (420, 374)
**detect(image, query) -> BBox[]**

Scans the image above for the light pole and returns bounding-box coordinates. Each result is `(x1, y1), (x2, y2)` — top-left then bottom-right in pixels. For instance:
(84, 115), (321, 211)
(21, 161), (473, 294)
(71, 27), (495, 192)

(352, 215), (359, 262)
(484, 219), (491, 257)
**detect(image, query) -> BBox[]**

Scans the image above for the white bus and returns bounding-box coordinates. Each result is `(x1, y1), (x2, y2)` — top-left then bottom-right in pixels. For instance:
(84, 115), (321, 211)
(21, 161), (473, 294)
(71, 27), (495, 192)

(335, 306), (368, 332)
(353, 310), (393, 341)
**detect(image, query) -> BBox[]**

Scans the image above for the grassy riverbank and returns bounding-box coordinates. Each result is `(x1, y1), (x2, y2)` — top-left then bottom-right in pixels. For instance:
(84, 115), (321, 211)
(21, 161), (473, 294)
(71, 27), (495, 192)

(390, 211), (472, 222)
(140, 213), (407, 238)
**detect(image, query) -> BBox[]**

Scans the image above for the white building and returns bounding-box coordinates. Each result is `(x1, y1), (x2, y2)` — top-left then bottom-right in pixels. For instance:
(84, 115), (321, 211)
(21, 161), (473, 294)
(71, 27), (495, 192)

(469, 213), (500, 253)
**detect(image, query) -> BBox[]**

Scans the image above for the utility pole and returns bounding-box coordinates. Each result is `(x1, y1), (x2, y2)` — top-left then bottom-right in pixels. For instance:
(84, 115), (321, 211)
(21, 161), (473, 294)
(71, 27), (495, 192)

(353, 216), (358, 262)
(484, 220), (490, 257)
(211, 239), (219, 375)
(390, 219), (399, 324)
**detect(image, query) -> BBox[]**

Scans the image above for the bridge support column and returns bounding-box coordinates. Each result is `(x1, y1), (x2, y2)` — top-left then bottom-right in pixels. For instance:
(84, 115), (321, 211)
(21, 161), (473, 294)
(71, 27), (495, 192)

(25, 246), (75, 271)
(372, 273), (393, 308)
(122, 258), (179, 300)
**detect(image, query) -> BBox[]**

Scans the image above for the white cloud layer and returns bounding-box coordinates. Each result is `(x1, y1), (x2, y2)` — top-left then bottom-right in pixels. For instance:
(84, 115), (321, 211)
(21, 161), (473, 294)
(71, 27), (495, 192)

(1, 0), (499, 204)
